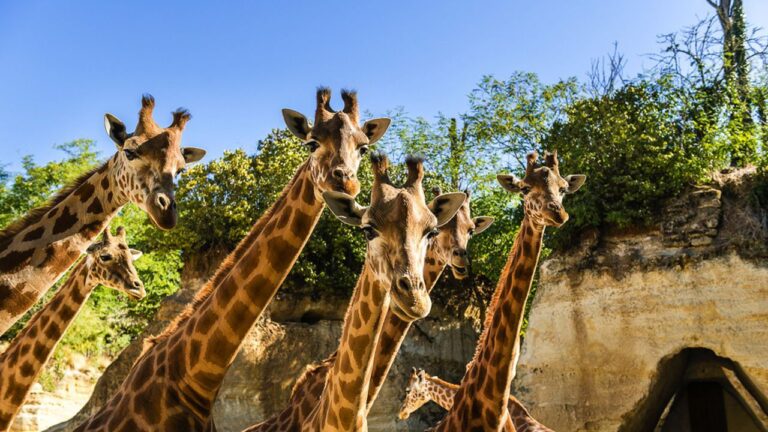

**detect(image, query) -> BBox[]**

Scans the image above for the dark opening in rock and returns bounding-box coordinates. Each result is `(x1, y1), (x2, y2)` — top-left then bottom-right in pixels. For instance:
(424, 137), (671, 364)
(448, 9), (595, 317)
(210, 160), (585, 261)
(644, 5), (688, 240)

(619, 348), (768, 432)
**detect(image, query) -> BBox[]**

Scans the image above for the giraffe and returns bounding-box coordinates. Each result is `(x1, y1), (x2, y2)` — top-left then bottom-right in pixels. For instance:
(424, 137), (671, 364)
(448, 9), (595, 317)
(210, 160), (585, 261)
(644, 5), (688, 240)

(430, 151), (585, 431)
(243, 188), (494, 432)
(0, 95), (204, 335)
(398, 368), (554, 432)
(0, 226), (144, 431)
(300, 154), (467, 432)
(73, 88), (391, 432)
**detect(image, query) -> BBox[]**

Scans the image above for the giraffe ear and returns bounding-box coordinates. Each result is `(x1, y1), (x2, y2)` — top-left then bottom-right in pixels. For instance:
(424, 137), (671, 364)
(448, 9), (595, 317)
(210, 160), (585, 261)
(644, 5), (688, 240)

(104, 114), (129, 147)
(182, 147), (207, 164)
(362, 118), (391, 144)
(282, 109), (311, 140)
(429, 192), (466, 228)
(472, 216), (494, 235)
(497, 174), (524, 194)
(129, 249), (143, 261)
(565, 174), (586, 193)
(323, 191), (367, 226)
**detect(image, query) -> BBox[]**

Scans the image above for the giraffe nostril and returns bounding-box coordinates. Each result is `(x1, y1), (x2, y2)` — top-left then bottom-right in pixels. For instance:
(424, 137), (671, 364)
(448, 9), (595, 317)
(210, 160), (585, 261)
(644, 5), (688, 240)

(133, 281), (142, 288)
(397, 277), (412, 292)
(548, 202), (562, 212)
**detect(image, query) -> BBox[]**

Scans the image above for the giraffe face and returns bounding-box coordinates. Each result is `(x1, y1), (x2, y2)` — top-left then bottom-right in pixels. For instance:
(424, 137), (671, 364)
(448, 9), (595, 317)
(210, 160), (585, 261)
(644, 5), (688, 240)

(498, 151), (585, 227)
(399, 368), (430, 420)
(323, 155), (466, 322)
(104, 95), (206, 230)
(429, 190), (494, 280)
(283, 89), (390, 197)
(84, 227), (145, 300)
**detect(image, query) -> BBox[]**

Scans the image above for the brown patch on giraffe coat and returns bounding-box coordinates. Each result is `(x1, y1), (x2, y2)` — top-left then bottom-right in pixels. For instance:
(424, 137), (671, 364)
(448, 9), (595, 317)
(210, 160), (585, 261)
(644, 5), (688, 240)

(276, 206), (293, 230)
(302, 178), (316, 205)
(52, 206), (78, 235)
(22, 226), (45, 242)
(59, 303), (76, 321)
(226, 300), (251, 338)
(0, 249), (34, 273)
(266, 237), (298, 274)
(87, 198), (103, 214)
(337, 406), (354, 429)
(348, 333), (370, 367)
(73, 182), (95, 202)
(19, 361), (34, 377)
(205, 329), (237, 367)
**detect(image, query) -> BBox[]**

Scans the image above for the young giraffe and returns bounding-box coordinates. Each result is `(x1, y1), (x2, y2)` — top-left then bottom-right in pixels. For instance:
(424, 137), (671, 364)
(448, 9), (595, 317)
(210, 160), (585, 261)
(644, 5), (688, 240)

(243, 189), (494, 432)
(0, 226), (144, 431)
(0, 95), (204, 335)
(299, 154), (467, 432)
(430, 151), (585, 431)
(73, 89), (391, 432)
(399, 368), (554, 432)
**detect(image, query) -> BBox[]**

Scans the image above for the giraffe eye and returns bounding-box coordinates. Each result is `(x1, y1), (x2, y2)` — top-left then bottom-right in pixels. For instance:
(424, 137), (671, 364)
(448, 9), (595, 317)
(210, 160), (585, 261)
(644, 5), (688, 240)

(99, 254), (113, 262)
(177, 168), (186, 177)
(520, 186), (531, 194)
(305, 140), (320, 153)
(359, 145), (369, 156)
(361, 226), (378, 241)
(468, 229), (475, 237)
(426, 228), (439, 239)
(123, 149), (139, 161)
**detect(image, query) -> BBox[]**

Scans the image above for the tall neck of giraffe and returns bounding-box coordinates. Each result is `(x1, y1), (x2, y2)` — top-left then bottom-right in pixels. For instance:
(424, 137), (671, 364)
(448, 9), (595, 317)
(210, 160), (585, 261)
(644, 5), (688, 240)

(148, 162), (324, 417)
(301, 257), (393, 432)
(0, 156), (127, 335)
(0, 258), (96, 430)
(364, 248), (446, 411)
(434, 216), (544, 431)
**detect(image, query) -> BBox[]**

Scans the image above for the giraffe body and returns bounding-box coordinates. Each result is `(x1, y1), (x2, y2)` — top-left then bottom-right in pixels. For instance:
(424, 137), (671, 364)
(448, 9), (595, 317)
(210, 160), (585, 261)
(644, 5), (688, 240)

(431, 151), (585, 431)
(73, 89), (390, 431)
(399, 368), (554, 432)
(0, 227), (144, 431)
(299, 155), (467, 432)
(244, 191), (493, 432)
(0, 95), (204, 335)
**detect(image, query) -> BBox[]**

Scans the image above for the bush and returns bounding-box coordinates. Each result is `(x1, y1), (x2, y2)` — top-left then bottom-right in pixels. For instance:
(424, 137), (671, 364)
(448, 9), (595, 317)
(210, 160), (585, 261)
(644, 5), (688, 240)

(544, 78), (726, 248)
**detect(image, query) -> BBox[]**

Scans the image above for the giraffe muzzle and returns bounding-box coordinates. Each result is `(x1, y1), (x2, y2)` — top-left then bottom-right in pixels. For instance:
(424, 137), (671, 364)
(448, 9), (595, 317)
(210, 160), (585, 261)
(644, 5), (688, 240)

(146, 191), (178, 230)
(391, 276), (432, 322)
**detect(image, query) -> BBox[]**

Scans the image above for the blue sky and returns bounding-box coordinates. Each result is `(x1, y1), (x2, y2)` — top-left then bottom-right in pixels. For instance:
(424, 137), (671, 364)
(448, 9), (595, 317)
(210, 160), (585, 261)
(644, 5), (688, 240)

(1, 0), (767, 173)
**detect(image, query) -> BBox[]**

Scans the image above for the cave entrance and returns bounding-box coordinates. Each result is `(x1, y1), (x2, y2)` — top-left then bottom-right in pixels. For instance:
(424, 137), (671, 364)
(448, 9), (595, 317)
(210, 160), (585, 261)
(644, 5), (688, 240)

(620, 348), (768, 432)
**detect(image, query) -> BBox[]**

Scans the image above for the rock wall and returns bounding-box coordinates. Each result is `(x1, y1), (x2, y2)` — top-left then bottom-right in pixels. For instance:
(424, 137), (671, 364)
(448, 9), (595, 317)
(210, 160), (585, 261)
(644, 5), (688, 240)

(513, 169), (768, 431)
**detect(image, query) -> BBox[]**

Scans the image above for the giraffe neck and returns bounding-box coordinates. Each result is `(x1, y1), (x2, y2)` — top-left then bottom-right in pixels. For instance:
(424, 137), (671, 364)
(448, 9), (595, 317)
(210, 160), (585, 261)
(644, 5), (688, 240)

(435, 217), (544, 431)
(423, 376), (460, 412)
(133, 162), (324, 422)
(0, 259), (96, 429)
(364, 250), (447, 412)
(302, 261), (391, 432)
(0, 156), (126, 335)
(420, 375), (551, 432)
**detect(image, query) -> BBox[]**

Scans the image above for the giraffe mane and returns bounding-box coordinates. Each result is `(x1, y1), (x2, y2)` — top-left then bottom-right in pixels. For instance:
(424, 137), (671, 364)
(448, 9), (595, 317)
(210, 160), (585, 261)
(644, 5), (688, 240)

(0, 162), (106, 246)
(140, 161), (312, 356)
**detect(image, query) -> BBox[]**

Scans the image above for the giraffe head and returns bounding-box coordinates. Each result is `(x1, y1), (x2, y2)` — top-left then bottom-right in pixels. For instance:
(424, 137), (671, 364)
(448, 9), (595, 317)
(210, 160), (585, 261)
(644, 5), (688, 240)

(429, 187), (494, 280)
(282, 88), (391, 197)
(324, 154), (466, 322)
(84, 226), (145, 300)
(497, 151), (585, 227)
(103, 95), (206, 230)
(398, 367), (431, 420)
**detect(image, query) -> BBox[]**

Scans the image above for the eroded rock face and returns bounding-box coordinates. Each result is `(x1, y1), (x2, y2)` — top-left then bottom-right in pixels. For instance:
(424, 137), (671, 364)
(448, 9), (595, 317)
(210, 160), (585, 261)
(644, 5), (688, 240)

(513, 169), (768, 431)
